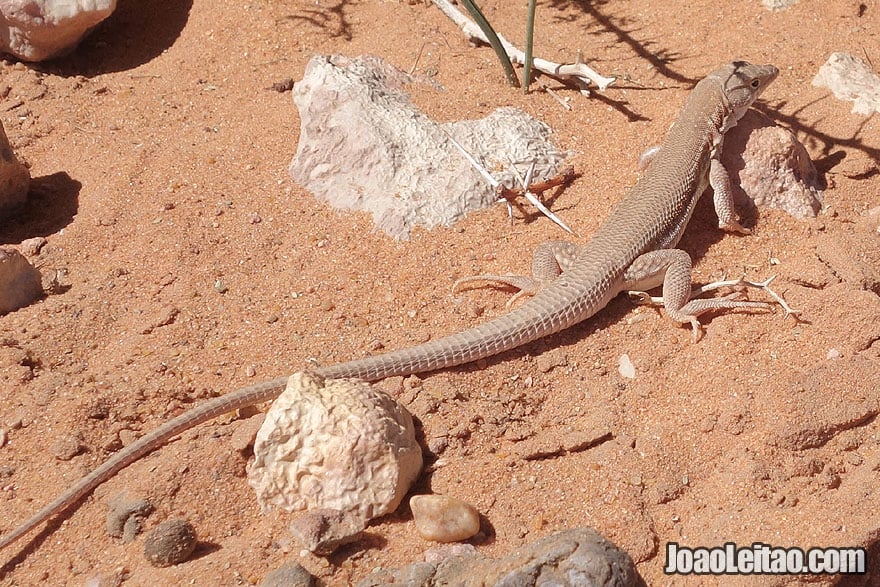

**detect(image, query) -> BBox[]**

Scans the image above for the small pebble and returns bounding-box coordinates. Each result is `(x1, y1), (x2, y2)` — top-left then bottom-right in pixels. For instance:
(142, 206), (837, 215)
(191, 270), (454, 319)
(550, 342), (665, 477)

(410, 494), (480, 543)
(51, 433), (85, 461)
(259, 561), (315, 587)
(19, 237), (46, 256)
(143, 519), (198, 567)
(289, 509), (365, 555)
(618, 353), (635, 379)
(0, 248), (42, 315)
(106, 493), (153, 542)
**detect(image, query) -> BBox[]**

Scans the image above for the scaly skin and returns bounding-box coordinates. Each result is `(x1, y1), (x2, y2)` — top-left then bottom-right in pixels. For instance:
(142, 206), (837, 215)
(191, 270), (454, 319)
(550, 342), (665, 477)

(0, 61), (778, 553)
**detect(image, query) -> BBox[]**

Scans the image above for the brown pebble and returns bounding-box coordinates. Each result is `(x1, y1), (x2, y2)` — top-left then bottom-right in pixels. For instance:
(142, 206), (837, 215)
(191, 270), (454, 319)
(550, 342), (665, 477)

(143, 519), (198, 567)
(106, 493), (153, 542)
(19, 237), (46, 256)
(289, 508), (366, 555)
(259, 561), (315, 587)
(51, 433), (85, 461)
(410, 494), (480, 543)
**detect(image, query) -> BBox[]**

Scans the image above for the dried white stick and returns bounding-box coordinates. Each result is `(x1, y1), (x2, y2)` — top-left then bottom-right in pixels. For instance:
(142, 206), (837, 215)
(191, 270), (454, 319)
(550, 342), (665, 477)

(431, 0), (616, 91)
(443, 130), (574, 234)
(507, 158), (574, 234)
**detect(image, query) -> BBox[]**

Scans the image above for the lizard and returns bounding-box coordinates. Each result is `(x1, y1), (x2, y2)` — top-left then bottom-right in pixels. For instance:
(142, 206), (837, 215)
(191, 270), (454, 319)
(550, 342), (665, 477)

(0, 60), (781, 553)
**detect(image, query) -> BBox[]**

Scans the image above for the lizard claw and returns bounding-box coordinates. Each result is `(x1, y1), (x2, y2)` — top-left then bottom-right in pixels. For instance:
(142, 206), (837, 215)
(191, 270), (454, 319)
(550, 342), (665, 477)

(719, 220), (752, 235)
(737, 275), (800, 320)
(453, 274), (542, 308)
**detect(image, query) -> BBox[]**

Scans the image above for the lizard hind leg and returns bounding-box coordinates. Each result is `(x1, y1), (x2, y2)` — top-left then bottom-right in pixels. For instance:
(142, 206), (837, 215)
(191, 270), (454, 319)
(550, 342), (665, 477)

(452, 240), (581, 309)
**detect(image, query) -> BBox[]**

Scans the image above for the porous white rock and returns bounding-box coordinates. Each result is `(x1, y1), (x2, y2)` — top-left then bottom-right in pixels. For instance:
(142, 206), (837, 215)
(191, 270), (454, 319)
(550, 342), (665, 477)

(247, 372), (422, 521)
(813, 52), (880, 116)
(290, 54), (568, 239)
(0, 0), (117, 62)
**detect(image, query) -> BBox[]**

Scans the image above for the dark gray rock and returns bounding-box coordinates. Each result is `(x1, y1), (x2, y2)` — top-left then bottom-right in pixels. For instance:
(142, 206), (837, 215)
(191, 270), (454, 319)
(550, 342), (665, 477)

(143, 519), (198, 567)
(357, 527), (644, 587)
(259, 561), (316, 587)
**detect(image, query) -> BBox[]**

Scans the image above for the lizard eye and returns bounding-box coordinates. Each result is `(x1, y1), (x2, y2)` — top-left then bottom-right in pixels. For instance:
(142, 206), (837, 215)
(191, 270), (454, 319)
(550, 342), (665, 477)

(751, 79), (761, 88)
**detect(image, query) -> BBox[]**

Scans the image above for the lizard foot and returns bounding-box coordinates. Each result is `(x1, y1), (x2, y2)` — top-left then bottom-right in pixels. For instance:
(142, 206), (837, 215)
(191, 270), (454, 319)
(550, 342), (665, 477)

(629, 276), (798, 320)
(453, 274), (544, 309)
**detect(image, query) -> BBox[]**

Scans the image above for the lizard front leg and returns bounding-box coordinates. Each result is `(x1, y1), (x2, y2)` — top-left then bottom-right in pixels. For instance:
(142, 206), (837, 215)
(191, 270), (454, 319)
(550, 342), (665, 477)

(710, 134), (751, 234)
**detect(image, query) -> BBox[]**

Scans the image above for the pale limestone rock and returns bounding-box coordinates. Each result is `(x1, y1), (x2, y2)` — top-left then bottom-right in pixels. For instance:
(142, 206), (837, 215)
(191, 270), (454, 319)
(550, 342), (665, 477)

(410, 494), (481, 543)
(813, 52), (880, 116)
(762, 0), (797, 9)
(290, 54), (568, 239)
(0, 119), (29, 212)
(247, 372), (422, 521)
(0, 0), (116, 62)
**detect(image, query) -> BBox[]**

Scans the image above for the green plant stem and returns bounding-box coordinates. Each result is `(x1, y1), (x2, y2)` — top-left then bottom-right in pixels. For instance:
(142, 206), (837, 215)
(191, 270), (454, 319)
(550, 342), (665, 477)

(458, 0), (520, 87)
(523, 0), (537, 93)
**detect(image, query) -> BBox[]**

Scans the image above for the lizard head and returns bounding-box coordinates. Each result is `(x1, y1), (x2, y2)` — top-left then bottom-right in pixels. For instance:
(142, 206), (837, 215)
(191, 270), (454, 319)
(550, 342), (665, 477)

(712, 60), (779, 130)
(721, 61), (779, 108)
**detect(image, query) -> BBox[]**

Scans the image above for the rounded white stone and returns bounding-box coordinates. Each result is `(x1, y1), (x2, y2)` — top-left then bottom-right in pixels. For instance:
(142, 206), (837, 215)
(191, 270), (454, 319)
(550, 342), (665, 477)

(247, 372), (422, 521)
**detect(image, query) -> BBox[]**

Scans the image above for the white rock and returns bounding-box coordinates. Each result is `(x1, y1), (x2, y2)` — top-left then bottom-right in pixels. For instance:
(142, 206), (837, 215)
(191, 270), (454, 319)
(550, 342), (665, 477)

(618, 353), (635, 379)
(247, 372), (422, 521)
(762, 0), (797, 9)
(0, 0), (117, 62)
(813, 52), (880, 116)
(410, 494), (480, 543)
(289, 54), (568, 239)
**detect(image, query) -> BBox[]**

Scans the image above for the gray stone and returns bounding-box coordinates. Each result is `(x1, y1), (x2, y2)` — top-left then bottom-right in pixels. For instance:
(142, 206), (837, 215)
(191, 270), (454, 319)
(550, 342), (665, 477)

(357, 527), (644, 587)
(105, 493), (153, 543)
(143, 519), (198, 567)
(259, 562), (316, 587)
(288, 508), (366, 555)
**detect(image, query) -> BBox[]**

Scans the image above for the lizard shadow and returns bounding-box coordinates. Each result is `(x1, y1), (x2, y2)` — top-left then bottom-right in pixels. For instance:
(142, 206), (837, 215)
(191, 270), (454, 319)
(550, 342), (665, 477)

(0, 514), (69, 578)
